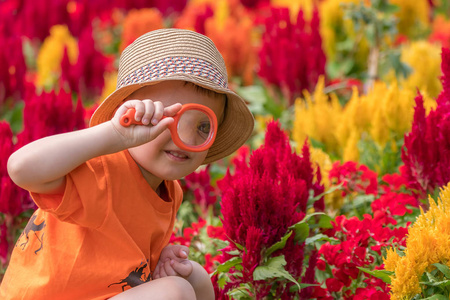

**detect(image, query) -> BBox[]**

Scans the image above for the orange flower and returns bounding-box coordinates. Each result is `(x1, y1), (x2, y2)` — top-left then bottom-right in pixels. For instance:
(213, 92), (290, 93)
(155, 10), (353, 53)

(120, 8), (163, 51)
(429, 15), (450, 49)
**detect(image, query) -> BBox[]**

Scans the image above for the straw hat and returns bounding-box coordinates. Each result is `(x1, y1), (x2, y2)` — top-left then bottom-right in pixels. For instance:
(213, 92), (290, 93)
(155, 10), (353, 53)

(90, 28), (254, 164)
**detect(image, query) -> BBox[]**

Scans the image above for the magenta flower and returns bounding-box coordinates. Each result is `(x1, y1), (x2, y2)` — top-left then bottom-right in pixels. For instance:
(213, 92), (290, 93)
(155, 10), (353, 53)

(258, 6), (326, 104)
(184, 165), (218, 211)
(401, 48), (450, 198)
(0, 34), (27, 105)
(16, 87), (86, 150)
(60, 26), (108, 100)
(0, 122), (30, 216)
(218, 121), (324, 298)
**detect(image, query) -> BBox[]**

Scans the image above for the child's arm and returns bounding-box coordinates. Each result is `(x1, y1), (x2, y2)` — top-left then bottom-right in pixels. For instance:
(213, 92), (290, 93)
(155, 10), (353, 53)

(7, 100), (182, 194)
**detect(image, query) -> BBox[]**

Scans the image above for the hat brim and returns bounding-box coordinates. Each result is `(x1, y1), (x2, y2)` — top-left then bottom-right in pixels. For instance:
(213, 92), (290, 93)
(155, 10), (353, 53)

(90, 74), (254, 164)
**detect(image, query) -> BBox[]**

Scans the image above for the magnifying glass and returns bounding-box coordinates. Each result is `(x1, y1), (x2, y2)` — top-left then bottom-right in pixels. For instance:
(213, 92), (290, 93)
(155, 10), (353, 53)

(120, 103), (218, 152)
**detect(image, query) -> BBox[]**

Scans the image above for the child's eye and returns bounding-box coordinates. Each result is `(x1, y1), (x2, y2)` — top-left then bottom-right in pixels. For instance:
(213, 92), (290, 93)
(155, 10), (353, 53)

(197, 121), (211, 139)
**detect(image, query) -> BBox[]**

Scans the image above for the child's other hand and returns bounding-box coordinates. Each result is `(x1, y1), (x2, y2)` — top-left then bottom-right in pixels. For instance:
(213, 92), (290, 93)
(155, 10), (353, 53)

(110, 100), (182, 148)
(153, 244), (193, 280)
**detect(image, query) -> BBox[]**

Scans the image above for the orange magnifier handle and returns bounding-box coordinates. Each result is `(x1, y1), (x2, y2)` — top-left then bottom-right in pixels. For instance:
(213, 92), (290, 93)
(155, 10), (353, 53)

(119, 104), (217, 152)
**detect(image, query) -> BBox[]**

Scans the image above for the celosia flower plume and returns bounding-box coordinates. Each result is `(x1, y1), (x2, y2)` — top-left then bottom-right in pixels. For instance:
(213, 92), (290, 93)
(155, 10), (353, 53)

(120, 8), (164, 51)
(36, 25), (79, 88)
(0, 34), (26, 106)
(258, 6), (326, 103)
(384, 182), (450, 299)
(218, 121), (324, 298)
(16, 88), (86, 149)
(401, 48), (450, 198)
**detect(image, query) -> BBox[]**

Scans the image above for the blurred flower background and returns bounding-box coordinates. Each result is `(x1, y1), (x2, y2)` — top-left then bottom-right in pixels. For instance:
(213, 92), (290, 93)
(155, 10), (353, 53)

(2, 0), (450, 298)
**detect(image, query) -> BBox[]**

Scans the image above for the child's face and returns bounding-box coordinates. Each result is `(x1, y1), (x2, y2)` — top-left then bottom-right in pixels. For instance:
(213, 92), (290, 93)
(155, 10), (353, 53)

(126, 81), (225, 185)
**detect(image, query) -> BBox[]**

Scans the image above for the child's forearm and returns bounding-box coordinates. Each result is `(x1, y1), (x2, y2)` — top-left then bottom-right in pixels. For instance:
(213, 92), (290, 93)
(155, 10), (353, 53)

(8, 121), (125, 194)
(186, 261), (214, 300)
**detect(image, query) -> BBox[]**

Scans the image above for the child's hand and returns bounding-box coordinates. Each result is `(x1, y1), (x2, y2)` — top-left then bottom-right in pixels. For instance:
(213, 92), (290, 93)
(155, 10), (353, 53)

(153, 244), (193, 280)
(110, 100), (182, 148)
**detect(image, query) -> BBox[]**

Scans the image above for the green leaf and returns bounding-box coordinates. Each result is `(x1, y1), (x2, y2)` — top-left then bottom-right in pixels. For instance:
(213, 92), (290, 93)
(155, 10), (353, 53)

(422, 295), (450, 300)
(318, 214), (334, 229)
(433, 263), (450, 279)
(265, 231), (293, 258)
(357, 267), (393, 284)
(226, 249), (241, 256)
(305, 233), (337, 245)
(212, 238), (230, 250)
(253, 256), (300, 290)
(213, 257), (242, 275)
(289, 222), (309, 244)
(228, 285), (252, 300)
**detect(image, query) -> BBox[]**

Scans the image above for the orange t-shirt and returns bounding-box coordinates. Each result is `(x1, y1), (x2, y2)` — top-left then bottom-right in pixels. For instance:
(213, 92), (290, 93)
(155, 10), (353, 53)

(0, 150), (183, 299)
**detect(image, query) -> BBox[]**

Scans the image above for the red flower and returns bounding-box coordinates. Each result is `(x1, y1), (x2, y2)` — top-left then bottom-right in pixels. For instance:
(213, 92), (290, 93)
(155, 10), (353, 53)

(218, 121), (323, 297)
(184, 165), (218, 209)
(61, 26), (108, 100)
(258, 6), (326, 104)
(0, 34), (27, 105)
(401, 48), (450, 199)
(0, 222), (9, 265)
(329, 161), (378, 196)
(206, 225), (226, 240)
(326, 278), (344, 292)
(0, 122), (31, 216)
(16, 88), (86, 149)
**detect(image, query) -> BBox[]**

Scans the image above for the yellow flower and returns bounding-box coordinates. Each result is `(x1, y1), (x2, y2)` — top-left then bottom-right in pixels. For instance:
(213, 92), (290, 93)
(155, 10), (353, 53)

(390, 0), (430, 38)
(399, 41), (442, 99)
(36, 25), (78, 88)
(272, 0), (314, 20)
(293, 76), (342, 156)
(384, 182), (450, 299)
(310, 147), (344, 210)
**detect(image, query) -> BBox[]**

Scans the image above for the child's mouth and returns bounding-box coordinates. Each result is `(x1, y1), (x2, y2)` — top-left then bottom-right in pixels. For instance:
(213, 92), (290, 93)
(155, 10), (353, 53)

(165, 150), (189, 161)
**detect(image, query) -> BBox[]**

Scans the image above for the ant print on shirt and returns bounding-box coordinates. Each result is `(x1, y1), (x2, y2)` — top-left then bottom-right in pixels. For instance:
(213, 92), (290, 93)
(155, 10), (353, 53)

(108, 262), (151, 291)
(16, 214), (46, 254)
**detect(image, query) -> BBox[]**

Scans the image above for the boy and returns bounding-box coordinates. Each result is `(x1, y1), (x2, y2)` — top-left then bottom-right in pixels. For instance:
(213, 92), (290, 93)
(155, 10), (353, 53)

(1, 28), (254, 299)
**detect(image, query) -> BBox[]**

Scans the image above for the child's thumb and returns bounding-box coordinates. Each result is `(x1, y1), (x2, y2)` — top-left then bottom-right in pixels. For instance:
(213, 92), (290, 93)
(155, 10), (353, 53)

(179, 246), (189, 258)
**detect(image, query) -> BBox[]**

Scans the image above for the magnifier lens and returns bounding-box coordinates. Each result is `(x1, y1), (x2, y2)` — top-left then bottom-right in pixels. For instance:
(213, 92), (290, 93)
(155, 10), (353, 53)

(177, 110), (212, 147)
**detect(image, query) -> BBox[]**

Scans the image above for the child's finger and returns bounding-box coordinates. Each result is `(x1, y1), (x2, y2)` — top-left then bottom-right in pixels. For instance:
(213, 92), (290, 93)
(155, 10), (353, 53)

(163, 103), (182, 117)
(171, 260), (193, 278)
(152, 265), (160, 279)
(114, 100), (144, 119)
(150, 101), (164, 125)
(141, 100), (155, 125)
(163, 259), (178, 277)
(159, 261), (168, 278)
(178, 246), (189, 259)
(130, 101), (146, 122)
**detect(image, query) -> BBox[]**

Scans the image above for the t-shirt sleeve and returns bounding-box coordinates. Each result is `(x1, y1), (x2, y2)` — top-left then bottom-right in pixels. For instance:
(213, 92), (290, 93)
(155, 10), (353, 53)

(30, 157), (109, 228)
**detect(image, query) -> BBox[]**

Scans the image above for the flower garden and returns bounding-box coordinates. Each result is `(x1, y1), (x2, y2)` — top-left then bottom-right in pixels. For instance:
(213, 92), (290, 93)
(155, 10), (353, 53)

(2, 0), (450, 298)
